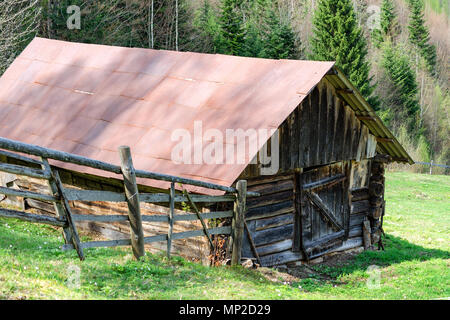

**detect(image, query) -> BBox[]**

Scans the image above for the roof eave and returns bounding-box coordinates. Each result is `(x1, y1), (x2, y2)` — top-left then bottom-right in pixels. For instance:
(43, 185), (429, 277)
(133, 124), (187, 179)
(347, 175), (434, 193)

(325, 66), (414, 165)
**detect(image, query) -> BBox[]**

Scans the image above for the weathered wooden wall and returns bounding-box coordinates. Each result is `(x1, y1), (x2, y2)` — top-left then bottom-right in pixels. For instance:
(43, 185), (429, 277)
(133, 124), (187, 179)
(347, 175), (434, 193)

(235, 78), (379, 266)
(240, 78), (377, 178)
(242, 172), (298, 266)
(348, 159), (371, 240)
(240, 162), (371, 267)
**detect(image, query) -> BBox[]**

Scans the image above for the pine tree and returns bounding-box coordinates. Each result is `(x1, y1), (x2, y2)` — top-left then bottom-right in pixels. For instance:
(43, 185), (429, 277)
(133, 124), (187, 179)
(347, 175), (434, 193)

(309, 0), (378, 108)
(381, 43), (420, 133)
(380, 0), (398, 37)
(408, 0), (436, 74)
(238, 0), (297, 59)
(261, 4), (297, 59)
(217, 0), (246, 55)
(193, 0), (221, 53)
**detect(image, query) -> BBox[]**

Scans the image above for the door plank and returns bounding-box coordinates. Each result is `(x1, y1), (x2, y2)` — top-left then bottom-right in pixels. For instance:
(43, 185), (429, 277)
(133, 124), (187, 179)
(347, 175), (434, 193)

(305, 190), (343, 230)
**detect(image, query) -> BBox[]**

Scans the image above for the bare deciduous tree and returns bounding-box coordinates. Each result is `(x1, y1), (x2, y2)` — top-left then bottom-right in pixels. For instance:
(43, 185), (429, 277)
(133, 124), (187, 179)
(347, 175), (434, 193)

(0, 0), (41, 74)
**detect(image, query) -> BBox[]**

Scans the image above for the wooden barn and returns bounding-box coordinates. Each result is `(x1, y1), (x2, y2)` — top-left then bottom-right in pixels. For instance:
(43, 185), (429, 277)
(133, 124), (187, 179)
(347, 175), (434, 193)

(0, 38), (413, 267)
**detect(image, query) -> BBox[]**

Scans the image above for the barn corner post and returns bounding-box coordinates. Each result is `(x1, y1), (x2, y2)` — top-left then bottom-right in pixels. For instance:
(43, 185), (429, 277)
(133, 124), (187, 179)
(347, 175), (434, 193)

(368, 154), (390, 250)
(118, 146), (145, 260)
(231, 180), (247, 266)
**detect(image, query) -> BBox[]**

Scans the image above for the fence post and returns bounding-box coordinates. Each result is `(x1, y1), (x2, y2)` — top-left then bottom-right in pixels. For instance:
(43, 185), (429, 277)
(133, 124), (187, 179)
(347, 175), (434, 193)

(40, 158), (73, 245)
(119, 146), (145, 260)
(231, 180), (247, 266)
(430, 160), (433, 175)
(167, 182), (175, 258)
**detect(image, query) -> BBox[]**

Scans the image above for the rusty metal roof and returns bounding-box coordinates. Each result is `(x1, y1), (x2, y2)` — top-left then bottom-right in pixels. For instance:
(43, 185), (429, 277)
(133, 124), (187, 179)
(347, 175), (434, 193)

(0, 37), (411, 194)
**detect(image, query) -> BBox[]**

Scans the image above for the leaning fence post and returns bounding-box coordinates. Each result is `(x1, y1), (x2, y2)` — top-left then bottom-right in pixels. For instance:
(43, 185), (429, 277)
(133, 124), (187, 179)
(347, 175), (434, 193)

(167, 182), (175, 258)
(119, 146), (145, 260)
(231, 180), (247, 266)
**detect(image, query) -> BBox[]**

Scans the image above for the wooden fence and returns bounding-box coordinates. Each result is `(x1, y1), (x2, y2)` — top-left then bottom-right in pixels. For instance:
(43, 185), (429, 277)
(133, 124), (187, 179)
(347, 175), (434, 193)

(0, 137), (258, 265)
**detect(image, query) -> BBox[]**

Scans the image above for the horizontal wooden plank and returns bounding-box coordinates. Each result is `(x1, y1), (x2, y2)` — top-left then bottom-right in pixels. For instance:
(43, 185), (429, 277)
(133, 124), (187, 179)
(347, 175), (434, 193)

(64, 188), (126, 202)
(0, 149), (43, 166)
(63, 189), (236, 204)
(246, 190), (293, 208)
(140, 193), (236, 203)
(171, 226), (232, 240)
(302, 174), (346, 191)
(259, 249), (303, 267)
(174, 210), (233, 222)
(351, 200), (370, 214)
(253, 223), (293, 247)
(71, 210), (233, 224)
(351, 187), (369, 201)
(247, 179), (294, 196)
(349, 212), (366, 227)
(0, 186), (58, 202)
(258, 237), (363, 267)
(329, 237), (363, 253)
(255, 213), (294, 231)
(142, 215), (168, 223)
(246, 200), (293, 220)
(0, 207), (66, 227)
(25, 198), (56, 214)
(256, 239), (292, 256)
(303, 230), (345, 251)
(349, 225), (362, 237)
(0, 162), (50, 180)
(72, 214), (129, 222)
(62, 226), (232, 250)
(135, 169), (237, 194)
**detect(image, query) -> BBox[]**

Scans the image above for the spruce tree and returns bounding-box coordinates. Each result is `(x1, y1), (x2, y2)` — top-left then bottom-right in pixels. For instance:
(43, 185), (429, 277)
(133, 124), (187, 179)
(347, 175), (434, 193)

(217, 0), (246, 55)
(382, 43), (420, 133)
(380, 0), (398, 37)
(239, 0), (297, 59)
(261, 4), (296, 59)
(408, 0), (436, 74)
(193, 0), (221, 53)
(309, 0), (378, 108)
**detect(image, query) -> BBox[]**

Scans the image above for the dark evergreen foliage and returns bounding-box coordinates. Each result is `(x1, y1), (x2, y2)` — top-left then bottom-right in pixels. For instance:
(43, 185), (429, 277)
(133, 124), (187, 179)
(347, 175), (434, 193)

(309, 0), (378, 109)
(408, 0), (437, 74)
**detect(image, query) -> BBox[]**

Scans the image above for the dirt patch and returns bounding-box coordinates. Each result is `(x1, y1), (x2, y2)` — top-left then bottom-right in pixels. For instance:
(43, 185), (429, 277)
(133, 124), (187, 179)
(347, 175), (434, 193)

(256, 249), (362, 284)
(317, 249), (362, 268)
(257, 267), (301, 284)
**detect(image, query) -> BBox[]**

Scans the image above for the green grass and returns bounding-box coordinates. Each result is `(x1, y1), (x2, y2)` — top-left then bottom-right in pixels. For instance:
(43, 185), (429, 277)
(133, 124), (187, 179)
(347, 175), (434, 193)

(424, 0), (449, 16)
(0, 171), (449, 299)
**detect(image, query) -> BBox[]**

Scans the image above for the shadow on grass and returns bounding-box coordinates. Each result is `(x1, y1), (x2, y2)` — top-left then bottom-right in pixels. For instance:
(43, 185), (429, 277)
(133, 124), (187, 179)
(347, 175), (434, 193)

(2, 215), (449, 298)
(0, 219), (266, 299)
(307, 233), (450, 281)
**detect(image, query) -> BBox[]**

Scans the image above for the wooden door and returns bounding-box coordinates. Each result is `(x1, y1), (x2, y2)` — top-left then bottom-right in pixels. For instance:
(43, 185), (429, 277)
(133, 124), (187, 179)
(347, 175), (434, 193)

(293, 162), (351, 260)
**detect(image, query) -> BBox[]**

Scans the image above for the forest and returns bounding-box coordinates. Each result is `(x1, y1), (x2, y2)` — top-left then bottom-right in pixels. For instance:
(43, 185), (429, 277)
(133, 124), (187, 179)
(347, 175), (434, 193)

(0, 0), (448, 172)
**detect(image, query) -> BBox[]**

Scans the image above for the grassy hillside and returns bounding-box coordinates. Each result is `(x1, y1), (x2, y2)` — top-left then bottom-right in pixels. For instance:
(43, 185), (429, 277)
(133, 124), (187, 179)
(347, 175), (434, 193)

(0, 171), (448, 300)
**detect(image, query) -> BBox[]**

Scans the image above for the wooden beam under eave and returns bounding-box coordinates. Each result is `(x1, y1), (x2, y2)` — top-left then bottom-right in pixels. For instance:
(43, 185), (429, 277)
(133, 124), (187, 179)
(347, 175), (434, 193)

(336, 88), (354, 94)
(357, 115), (377, 121)
(376, 137), (394, 143)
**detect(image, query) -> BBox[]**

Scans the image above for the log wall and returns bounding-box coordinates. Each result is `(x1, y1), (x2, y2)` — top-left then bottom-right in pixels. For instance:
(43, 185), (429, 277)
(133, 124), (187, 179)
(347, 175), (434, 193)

(240, 161), (371, 267)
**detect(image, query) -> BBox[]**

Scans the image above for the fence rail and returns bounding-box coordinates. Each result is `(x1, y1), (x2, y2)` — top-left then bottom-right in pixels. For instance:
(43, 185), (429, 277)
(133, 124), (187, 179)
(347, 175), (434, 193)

(0, 137), (258, 196)
(414, 161), (450, 175)
(0, 137), (256, 264)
